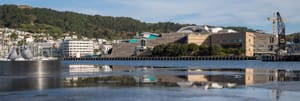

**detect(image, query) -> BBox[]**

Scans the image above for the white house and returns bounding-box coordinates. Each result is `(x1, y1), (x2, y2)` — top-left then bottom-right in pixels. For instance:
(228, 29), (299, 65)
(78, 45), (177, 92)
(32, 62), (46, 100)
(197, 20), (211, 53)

(25, 37), (34, 43)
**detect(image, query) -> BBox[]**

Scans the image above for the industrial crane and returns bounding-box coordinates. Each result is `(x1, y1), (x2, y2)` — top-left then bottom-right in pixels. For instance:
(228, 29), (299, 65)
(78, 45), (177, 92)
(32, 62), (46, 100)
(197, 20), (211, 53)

(276, 12), (286, 51)
(268, 12), (286, 55)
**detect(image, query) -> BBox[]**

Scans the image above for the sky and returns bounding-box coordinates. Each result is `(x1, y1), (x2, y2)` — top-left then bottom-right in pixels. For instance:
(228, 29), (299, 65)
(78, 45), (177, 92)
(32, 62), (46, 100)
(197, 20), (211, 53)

(0, 0), (299, 34)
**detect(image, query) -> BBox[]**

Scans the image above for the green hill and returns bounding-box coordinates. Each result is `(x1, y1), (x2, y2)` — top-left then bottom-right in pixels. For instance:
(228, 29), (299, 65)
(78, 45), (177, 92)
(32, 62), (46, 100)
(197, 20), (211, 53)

(286, 32), (300, 43)
(0, 5), (190, 39)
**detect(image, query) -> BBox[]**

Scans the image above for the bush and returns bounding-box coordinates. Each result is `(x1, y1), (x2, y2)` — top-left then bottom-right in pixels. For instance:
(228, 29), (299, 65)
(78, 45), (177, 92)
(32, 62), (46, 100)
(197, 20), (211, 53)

(152, 43), (244, 56)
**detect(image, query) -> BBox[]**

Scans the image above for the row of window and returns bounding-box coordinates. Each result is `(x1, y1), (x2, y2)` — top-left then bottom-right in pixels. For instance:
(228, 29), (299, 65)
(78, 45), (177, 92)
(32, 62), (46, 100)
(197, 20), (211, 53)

(219, 39), (243, 43)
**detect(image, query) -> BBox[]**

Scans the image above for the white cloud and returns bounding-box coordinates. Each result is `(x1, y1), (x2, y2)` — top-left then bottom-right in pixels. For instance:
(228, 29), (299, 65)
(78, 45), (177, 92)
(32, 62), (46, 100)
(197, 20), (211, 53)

(94, 0), (300, 33)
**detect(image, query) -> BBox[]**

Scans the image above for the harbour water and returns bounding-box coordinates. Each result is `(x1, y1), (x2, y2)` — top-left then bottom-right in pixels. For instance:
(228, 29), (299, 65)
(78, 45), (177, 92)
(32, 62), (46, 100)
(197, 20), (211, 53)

(1, 60), (300, 101)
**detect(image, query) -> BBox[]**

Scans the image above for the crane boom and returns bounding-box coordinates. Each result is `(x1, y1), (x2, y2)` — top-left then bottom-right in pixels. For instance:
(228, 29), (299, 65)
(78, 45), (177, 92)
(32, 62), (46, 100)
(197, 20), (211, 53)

(276, 12), (286, 51)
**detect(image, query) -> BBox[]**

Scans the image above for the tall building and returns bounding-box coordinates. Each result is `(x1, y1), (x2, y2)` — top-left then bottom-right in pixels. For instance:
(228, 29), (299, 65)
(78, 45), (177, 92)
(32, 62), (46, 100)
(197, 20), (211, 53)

(62, 40), (94, 57)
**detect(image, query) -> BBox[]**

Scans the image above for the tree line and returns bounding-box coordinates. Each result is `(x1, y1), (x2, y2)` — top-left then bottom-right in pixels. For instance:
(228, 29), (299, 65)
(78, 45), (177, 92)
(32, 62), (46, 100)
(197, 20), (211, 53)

(152, 43), (245, 56)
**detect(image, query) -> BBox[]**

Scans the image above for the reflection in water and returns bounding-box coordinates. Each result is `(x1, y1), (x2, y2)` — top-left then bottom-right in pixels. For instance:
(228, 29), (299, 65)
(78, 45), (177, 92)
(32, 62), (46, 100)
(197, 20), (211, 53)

(0, 77), (61, 91)
(0, 60), (61, 75)
(0, 62), (61, 92)
(61, 65), (300, 89)
(1, 60), (300, 101)
(1, 64), (300, 101)
(68, 64), (113, 73)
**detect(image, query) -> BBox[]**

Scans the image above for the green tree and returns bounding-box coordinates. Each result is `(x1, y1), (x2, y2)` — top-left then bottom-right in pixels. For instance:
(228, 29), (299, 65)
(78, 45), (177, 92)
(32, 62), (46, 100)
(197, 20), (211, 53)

(198, 45), (209, 56)
(211, 44), (225, 56)
(188, 43), (199, 56)
(152, 44), (166, 56)
(178, 44), (188, 56)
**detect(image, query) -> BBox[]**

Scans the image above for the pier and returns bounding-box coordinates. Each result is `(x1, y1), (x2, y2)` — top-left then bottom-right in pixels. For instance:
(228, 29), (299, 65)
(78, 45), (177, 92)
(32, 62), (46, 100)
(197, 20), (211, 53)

(63, 56), (257, 61)
(261, 55), (300, 62)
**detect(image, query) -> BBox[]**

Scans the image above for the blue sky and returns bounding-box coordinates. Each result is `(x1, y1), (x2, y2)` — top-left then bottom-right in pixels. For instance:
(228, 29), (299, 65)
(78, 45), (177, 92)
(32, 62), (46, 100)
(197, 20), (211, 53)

(0, 0), (299, 34)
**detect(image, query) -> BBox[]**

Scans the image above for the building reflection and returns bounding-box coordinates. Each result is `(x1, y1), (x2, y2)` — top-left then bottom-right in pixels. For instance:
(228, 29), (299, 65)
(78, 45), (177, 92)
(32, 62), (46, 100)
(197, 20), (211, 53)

(2, 65), (300, 92)
(0, 64), (61, 92)
(186, 68), (300, 88)
(183, 69), (243, 88)
(246, 68), (300, 85)
(67, 65), (112, 73)
(245, 68), (278, 85)
(63, 65), (300, 88)
(0, 77), (61, 92)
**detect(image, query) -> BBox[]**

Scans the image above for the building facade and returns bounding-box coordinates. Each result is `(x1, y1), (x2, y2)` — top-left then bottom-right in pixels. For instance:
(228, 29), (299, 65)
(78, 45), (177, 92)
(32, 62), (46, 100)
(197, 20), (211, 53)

(187, 32), (255, 56)
(62, 40), (94, 57)
(253, 33), (277, 55)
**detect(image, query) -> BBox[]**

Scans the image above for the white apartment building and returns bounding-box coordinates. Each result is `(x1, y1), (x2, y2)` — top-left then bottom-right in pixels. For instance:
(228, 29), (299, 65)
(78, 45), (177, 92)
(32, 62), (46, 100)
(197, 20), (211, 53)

(63, 40), (94, 57)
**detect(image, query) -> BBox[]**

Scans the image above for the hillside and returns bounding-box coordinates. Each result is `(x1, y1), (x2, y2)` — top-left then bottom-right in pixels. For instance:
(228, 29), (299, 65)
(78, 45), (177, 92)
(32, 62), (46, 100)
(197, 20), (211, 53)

(286, 32), (300, 43)
(0, 5), (189, 39)
(0, 5), (263, 40)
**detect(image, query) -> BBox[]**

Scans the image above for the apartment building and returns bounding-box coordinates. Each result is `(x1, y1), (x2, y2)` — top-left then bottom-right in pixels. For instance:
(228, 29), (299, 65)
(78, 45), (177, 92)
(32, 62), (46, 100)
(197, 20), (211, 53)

(63, 40), (94, 57)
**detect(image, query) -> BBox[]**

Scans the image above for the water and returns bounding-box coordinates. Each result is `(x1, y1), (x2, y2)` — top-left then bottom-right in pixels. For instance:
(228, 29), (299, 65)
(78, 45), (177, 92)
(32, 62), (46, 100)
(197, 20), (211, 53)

(62, 60), (300, 69)
(1, 60), (300, 101)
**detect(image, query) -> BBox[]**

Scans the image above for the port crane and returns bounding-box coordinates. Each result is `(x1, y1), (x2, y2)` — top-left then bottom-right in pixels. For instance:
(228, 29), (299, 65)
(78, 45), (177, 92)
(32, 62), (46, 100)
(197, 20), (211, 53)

(268, 12), (286, 55)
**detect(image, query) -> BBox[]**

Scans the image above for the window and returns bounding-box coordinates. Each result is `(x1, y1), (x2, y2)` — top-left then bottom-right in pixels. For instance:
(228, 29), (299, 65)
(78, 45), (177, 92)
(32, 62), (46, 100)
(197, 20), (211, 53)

(268, 45), (274, 51)
(270, 37), (274, 43)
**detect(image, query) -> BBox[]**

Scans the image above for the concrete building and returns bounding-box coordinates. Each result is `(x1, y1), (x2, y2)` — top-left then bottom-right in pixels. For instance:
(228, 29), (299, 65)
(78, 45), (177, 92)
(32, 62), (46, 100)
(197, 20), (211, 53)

(62, 40), (94, 57)
(253, 33), (277, 55)
(108, 32), (186, 57)
(187, 32), (255, 56)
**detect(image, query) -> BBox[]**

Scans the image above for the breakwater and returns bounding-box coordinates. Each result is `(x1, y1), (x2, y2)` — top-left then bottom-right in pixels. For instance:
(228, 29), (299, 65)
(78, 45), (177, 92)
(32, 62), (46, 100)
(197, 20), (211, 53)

(63, 56), (257, 61)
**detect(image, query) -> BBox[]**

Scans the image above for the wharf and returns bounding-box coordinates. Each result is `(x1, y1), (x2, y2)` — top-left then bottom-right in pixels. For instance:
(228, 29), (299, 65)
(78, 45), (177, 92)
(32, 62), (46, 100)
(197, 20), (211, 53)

(261, 55), (300, 62)
(63, 56), (257, 61)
